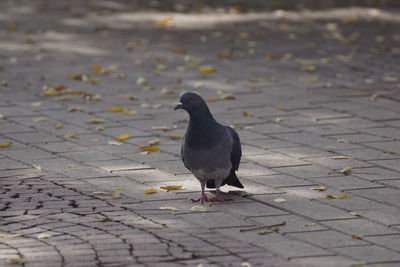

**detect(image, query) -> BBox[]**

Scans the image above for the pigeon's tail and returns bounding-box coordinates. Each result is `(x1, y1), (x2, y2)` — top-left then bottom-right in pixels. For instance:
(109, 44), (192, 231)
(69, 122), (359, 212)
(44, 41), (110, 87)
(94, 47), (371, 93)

(206, 170), (244, 189)
(223, 171), (244, 188)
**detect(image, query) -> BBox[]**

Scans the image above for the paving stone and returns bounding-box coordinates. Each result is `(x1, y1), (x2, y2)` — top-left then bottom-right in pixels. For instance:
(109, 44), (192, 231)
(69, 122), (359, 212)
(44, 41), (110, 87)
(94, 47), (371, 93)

(365, 234), (400, 253)
(249, 174), (318, 188)
(310, 175), (384, 191)
(347, 187), (400, 208)
(246, 152), (310, 168)
(321, 218), (399, 236)
(38, 141), (90, 153)
(287, 230), (368, 248)
(59, 150), (120, 162)
(332, 245), (400, 263)
(289, 255), (357, 267)
(4, 131), (63, 144)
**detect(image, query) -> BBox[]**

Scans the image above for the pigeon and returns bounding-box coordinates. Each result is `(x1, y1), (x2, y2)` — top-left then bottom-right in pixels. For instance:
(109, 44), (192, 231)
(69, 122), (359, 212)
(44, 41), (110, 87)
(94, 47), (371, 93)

(174, 92), (244, 203)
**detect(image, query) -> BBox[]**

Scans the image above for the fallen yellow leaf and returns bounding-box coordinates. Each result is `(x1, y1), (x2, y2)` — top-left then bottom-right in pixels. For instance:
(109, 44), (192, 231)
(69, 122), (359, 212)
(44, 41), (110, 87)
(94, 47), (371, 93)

(159, 206), (178, 211)
(369, 94), (379, 102)
(96, 126), (105, 131)
(92, 64), (108, 74)
(160, 185), (183, 190)
(114, 188), (126, 191)
(332, 156), (353, 159)
(298, 75), (319, 82)
(350, 212), (361, 217)
(207, 97), (218, 102)
(32, 165), (43, 171)
(139, 146), (161, 152)
(336, 139), (349, 143)
(115, 134), (131, 141)
(383, 151), (400, 155)
(340, 166), (353, 174)
(144, 188), (157, 194)
(273, 197), (287, 203)
(148, 139), (160, 146)
(108, 141), (122, 146)
(199, 67), (216, 74)
(242, 111), (254, 117)
(0, 141), (12, 148)
(0, 233), (21, 238)
(111, 192), (120, 199)
(55, 123), (64, 129)
(65, 132), (78, 138)
(151, 126), (172, 131)
(122, 109), (138, 115)
(86, 119), (105, 124)
(156, 17), (173, 28)
(326, 194), (347, 199)
(6, 20), (18, 32)
(350, 261), (366, 266)
(190, 205), (207, 212)
(310, 186), (327, 191)
(351, 234), (362, 239)
(221, 93), (236, 100)
(7, 257), (27, 264)
(30, 101), (42, 107)
(168, 134), (182, 140)
(107, 106), (124, 112)
(304, 223), (316, 227)
(37, 233), (51, 239)
(275, 117), (284, 123)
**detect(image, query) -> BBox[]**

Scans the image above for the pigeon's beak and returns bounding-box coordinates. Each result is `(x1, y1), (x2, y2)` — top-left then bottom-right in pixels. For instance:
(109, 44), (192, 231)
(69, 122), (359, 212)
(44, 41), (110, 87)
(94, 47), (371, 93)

(174, 103), (182, 110)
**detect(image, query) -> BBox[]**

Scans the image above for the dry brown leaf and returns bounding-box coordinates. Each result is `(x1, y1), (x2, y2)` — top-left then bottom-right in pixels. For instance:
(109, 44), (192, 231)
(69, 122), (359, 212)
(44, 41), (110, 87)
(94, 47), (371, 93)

(6, 20), (18, 32)
(139, 146), (161, 152)
(336, 139), (349, 143)
(92, 64), (108, 74)
(383, 151), (400, 155)
(160, 185), (183, 190)
(96, 126), (105, 131)
(115, 134), (131, 141)
(144, 188), (157, 194)
(0, 141), (12, 148)
(350, 212), (361, 217)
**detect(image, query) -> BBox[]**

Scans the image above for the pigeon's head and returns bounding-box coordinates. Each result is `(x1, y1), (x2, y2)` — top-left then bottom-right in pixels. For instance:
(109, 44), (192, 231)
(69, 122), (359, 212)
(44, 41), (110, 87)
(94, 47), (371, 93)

(174, 92), (209, 114)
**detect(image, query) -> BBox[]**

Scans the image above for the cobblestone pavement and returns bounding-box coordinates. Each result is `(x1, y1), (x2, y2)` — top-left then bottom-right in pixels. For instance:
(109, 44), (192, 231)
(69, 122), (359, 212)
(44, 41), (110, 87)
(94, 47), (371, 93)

(1, 1), (400, 266)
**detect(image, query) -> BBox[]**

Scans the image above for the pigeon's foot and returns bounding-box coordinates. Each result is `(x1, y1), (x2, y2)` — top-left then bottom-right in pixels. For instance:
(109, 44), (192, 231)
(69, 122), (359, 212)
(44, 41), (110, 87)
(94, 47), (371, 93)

(210, 195), (232, 202)
(191, 193), (208, 204)
(210, 190), (232, 202)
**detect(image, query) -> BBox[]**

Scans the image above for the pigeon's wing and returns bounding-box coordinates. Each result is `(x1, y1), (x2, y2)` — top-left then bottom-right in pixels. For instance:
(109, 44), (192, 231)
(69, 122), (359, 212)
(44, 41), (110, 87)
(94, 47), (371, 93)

(180, 136), (191, 171)
(226, 126), (241, 171)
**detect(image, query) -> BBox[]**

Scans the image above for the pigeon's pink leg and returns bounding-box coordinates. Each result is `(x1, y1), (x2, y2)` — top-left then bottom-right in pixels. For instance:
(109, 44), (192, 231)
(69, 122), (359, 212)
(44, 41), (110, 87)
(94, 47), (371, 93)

(191, 181), (208, 204)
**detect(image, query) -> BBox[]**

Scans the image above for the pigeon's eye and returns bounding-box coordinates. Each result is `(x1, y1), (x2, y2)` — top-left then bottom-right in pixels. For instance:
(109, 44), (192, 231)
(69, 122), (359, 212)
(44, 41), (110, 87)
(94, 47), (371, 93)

(186, 98), (193, 103)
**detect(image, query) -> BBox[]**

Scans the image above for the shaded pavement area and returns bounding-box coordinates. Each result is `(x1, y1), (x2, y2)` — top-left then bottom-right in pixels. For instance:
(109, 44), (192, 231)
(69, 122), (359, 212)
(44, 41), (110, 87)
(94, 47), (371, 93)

(1, 1), (400, 266)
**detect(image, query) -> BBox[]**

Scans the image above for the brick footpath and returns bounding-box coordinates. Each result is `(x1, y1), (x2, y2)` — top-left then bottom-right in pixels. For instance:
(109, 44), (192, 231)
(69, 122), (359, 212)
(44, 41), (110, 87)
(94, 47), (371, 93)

(1, 1), (400, 267)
